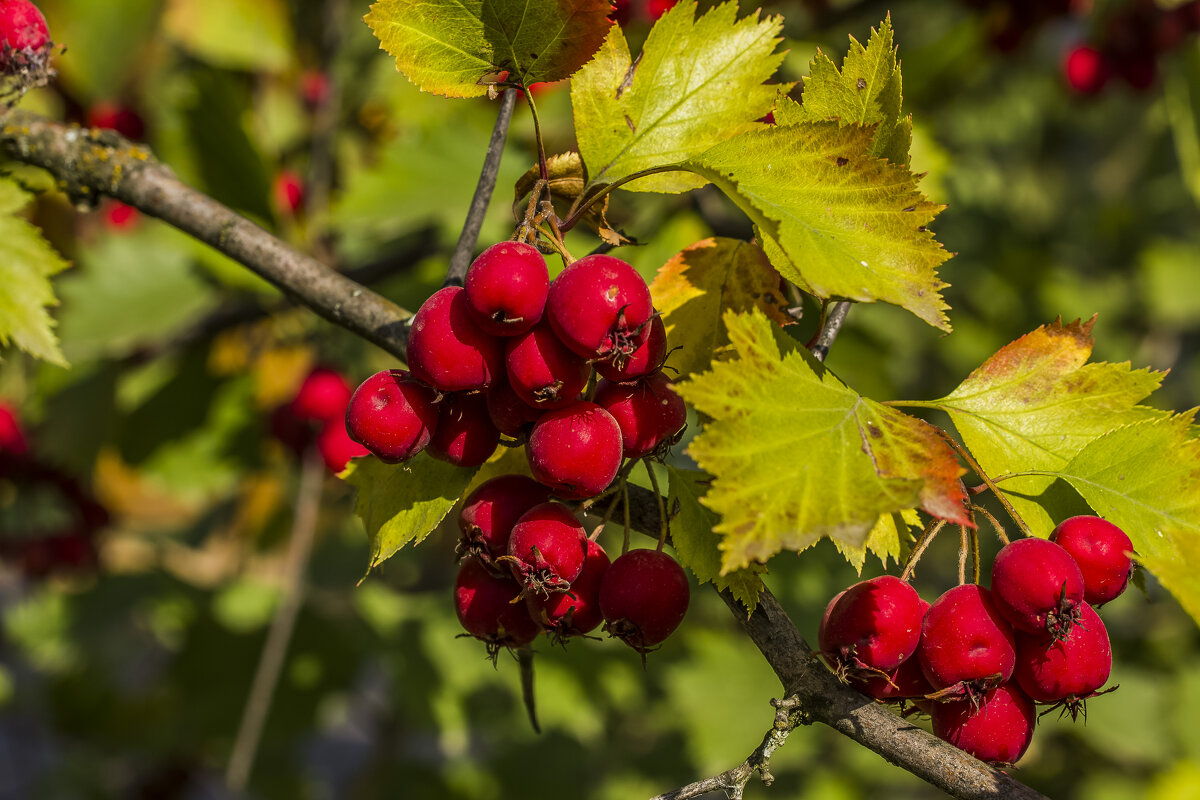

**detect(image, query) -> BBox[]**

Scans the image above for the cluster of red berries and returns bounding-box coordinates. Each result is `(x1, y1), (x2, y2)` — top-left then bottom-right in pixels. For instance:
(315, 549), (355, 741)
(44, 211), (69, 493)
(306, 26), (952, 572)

(344, 242), (686, 499)
(819, 516), (1134, 765)
(0, 403), (108, 577)
(0, 0), (51, 82)
(270, 366), (368, 473)
(1063, 2), (1200, 94)
(453, 474), (689, 660)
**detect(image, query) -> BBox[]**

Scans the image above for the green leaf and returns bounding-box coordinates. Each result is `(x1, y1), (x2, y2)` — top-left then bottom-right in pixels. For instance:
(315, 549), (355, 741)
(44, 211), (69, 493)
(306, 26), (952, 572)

(571, 2), (786, 193)
(833, 509), (920, 575)
(163, 0), (294, 72)
(1049, 414), (1200, 626)
(0, 179), (69, 366)
(648, 238), (795, 379)
(930, 318), (1166, 535)
(342, 453), (476, 571)
(676, 309), (967, 573)
(666, 465), (764, 612)
(365, 0), (612, 98)
(684, 121), (952, 331)
(785, 16), (911, 165)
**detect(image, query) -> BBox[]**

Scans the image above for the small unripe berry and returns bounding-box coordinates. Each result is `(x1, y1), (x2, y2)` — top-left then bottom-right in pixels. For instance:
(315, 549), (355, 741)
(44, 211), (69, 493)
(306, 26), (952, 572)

(600, 549), (690, 653)
(406, 286), (504, 392)
(464, 241), (549, 337)
(1050, 515), (1134, 606)
(346, 369), (439, 463)
(526, 401), (623, 499)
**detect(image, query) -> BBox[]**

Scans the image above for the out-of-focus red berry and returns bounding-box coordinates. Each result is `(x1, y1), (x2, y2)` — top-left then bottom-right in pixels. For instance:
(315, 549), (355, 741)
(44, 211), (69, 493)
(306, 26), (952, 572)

(1064, 45), (1109, 94)
(273, 170), (305, 216)
(87, 102), (145, 140)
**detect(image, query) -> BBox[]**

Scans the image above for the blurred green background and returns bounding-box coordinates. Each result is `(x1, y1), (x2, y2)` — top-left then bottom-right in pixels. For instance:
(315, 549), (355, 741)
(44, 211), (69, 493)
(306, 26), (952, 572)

(2, 0), (1200, 797)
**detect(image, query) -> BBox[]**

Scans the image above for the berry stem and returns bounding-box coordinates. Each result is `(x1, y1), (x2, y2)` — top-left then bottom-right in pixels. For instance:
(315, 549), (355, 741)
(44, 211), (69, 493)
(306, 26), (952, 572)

(899, 516), (946, 582)
(644, 459), (669, 552)
(622, 476), (632, 556)
(517, 646), (541, 734)
(934, 430), (1032, 538)
(957, 525), (969, 586)
(444, 87), (518, 288)
(523, 86), (551, 184)
(559, 165), (690, 233)
(971, 503), (1011, 546)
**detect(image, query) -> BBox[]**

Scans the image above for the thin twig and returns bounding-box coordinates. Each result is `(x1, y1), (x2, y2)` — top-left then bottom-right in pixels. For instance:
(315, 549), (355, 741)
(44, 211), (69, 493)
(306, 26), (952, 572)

(226, 448), (325, 793)
(444, 88), (518, 287)
(899, 517), (946, 582)
(517, 647), (540, 734)
(808, 300), (852, 362)
(936, 431), (1033, 538)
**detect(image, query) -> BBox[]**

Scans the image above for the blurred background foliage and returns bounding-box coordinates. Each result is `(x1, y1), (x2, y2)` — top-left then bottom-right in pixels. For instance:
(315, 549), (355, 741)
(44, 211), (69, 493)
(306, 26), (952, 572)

(1, 0), (1200, 797)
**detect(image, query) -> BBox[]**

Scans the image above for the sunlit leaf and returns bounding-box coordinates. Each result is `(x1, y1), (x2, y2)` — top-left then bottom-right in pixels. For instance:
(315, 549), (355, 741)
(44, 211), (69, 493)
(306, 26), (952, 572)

(833, 509), (920, 575)
(0, 179), (69, 366)
(163, 0), (294, 72)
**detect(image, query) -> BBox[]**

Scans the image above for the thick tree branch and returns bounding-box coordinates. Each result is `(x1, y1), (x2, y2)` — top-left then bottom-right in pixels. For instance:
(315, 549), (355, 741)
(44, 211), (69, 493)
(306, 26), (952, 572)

(0, 111), (412, 359)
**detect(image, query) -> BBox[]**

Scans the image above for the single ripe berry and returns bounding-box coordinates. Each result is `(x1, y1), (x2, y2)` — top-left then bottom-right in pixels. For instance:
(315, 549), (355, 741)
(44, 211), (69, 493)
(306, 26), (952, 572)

(455, 558), (540, 658)
(458, 474), (551, 560)
(1063, 44), (1109, 94)
(530, 538), (611, 640)
(1050, 515), (1134, 606)
(273, 170), (305, 215)
(463, 241), (550, 337)
(526, 401), (623, 499)
(919, 584), (1016, 696)
(594, 372), (686, 459)
(345, 369), (440, 463)
(599, 549), (690, 654)
(595, 315), (668, 383)
(485, 379), (543, 437)
(406, 286), (504, 393)
(0, 0), (50, 70)
(104, 201), (140, 231)
(991, 537), (1085, 638)
(316, 417), (369, 472)
(818, 575), (926, 676)
(546, 254), (654, 364)
(506, 502), (588, 596)
(931, 683), (1036, 765)
(504, 319), (589, 409)
(0, 401), (29, 457)
(87, 102), (145, 140)
(1014, 601), (1111, 706)
(290, 366), (353, 422)
(427, 393), (499, 468)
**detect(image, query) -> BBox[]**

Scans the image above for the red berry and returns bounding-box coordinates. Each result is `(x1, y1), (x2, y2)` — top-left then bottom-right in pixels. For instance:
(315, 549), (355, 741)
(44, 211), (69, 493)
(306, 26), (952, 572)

(406, 286), (504, 393)
(316, 417), (369, 472)
(931, 683), (1036, 765)
(455, 558), (540, 657)
(299, 69), (330, 110)
(87, 102), (145, 140)
(647, 0), (676, 20)
(546, 254), (654, 364)
(290, 366), (353, 422)
(526, 401), (623, 499)
(485, 379), (543, 437)
(0, 0), (49, 70)
(991, 537), (1085, 638)
(464, 241), (549, 337)
(599, 549), (690, 653)
(273, 170), (305, 215)
(1063, 44), (1109, 94)
(849, 655), (935, 703)
(595, 315), (667, 383)
(504, 319), (589, 410)
(1050, 515), (1134, 606)
(427, 393), (499, 468)
(506, 502), (588, 596)
(0, 401), (28, 456)
(530, 538), (610, 639)
(594, 372), (686, 459)
(458, 474), (551, 560)
(346, 369), (439, 463)
(104, 201), (140, 231)
(1014, 601), (1111, 706)
(818, 575), (926, 675)
(919, 584), (1016, 696)
(269, 403), (314, 457)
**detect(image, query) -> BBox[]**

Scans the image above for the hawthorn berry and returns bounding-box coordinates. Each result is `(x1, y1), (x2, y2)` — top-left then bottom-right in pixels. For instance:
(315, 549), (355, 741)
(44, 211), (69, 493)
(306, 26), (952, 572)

(273, 170), (305, 215)
(505, 502), (588, 596)
(595, 314), (667, 383)
(530, 537), (611, 640)
(87, 101), (145, 140)
(594, 372), (686, 459)
(485, 379), (543, 437)
(406, 286), (503, 393)
(1013, 601), (1111, 708)
(1050, 515), (1134, 606)
(1063, 44), (1109, 94)
(458, 474), (551, 560)
(991, 537), (1085, 638)
(599, 549), (690, 654)
(104, 201), (140, 231)
(455, 558), (540, 658)
(0, 401), (28, 457)
(0, 0), (50, 72)
(290, 366), (353, 423)
(504, 319), (589, 409)
(848, 655), (935, 703)
(526, 400), (623, 499)
(545, 254), (654, 364)
(930, 682), (1036, 765)
(316, 417), (369, 472)
(463, 241), (549, 337)
(427, 393), (500, 468)
(918, 584), (1016, 696)
(345, 369), (440, 463)
(818, 575), (926, 676)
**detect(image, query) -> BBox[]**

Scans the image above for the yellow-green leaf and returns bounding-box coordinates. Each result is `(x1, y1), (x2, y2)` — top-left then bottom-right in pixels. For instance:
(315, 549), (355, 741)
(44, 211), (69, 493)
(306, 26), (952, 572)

(163, 0), (293, 72)
(834, 509), (920, 576)
(366, 0), (612, 98)
(676, 309), (967, 573)
(648, 238), (794, 379)
(0, 179), (69, 366)
(571, 2), (786, 193)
